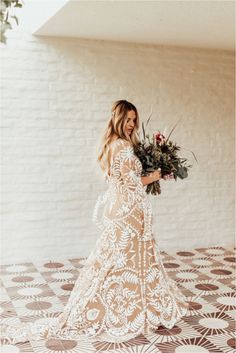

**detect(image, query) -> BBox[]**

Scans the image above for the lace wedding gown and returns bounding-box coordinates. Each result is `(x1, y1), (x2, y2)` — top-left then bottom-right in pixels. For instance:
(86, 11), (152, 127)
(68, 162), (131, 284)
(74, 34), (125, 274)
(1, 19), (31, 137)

(0, 138), (188, 344)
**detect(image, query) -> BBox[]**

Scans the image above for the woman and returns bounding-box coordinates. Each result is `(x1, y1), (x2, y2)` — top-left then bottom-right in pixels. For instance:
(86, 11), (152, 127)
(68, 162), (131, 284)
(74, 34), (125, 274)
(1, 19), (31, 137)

(0, 100), (188, 344)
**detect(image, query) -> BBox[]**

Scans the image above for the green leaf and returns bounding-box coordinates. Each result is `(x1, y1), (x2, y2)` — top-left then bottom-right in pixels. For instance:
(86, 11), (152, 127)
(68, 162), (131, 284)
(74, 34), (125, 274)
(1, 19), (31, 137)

(142, 121), (146, 140)
(181, 146), (198, 163)
(11, 14), (18, 25)
(145, 112), (152, 129)
(0, 33), (6, 44)
(166, 116), (184, 143)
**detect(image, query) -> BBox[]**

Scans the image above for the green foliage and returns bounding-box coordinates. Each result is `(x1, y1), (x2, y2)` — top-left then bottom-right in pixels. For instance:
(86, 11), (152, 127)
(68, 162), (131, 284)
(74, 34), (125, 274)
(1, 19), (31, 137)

(134, 114), (197, 196)
(0, 0), (23, 44)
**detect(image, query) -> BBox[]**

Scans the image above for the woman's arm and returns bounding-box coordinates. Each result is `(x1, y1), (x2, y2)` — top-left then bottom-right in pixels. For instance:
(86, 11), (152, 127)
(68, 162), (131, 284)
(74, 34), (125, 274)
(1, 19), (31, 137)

(141, 170), (161, 186)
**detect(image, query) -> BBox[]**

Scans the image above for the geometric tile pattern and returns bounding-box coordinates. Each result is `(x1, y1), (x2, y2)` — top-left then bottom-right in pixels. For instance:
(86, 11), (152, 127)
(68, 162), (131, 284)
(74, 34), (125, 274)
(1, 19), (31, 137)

(0, 246), (235, 353)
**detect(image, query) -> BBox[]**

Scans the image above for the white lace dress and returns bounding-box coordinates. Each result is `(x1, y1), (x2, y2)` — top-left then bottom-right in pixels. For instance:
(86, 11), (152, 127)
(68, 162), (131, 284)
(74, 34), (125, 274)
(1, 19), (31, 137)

(0, 138), (189, 344)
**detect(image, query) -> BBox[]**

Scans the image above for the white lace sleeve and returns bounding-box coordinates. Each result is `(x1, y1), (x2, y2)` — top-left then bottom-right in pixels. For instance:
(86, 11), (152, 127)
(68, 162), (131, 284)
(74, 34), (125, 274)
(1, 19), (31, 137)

(114, 140), (145, 204)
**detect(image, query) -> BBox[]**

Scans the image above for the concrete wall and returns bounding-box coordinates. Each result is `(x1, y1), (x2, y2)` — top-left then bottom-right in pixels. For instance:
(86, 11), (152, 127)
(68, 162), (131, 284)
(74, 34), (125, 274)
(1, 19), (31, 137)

(1, 30), (234, 264)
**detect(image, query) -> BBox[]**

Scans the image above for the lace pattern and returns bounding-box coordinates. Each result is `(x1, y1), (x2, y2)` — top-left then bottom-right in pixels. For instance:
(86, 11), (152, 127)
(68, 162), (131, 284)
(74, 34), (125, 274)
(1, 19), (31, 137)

(0, 138), (188, 344)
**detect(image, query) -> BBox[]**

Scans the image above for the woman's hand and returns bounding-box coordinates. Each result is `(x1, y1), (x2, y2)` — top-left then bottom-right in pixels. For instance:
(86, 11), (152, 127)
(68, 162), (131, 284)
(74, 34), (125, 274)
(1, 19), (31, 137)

(141, 169), (161, 186)
(149, 169), (162, 182)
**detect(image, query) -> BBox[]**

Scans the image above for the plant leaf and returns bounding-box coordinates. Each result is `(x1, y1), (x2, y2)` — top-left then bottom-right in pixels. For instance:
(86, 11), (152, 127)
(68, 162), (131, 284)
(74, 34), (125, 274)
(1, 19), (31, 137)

(180, 146), (198, 163)
(11, 14), (18, 25)
(166, 116), (184, 143)
(145, 112), (152, 129)
(142, 121), (146, 140)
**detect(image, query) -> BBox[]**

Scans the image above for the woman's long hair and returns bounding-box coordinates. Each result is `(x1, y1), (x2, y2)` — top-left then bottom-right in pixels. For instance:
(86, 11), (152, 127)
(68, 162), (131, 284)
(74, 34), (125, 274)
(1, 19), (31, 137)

(97, 100), (141, 174)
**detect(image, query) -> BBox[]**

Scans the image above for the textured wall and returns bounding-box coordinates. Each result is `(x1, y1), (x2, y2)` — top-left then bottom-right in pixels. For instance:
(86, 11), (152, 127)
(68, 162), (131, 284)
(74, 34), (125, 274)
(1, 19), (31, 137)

(1, 30), (234, 264)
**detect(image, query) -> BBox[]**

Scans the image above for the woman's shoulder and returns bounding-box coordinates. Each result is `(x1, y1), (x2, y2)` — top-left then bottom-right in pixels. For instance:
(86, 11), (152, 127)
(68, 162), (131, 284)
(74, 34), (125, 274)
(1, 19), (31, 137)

(113, 141), (134, 163)
(114, 137), (132, 145)
(112, 138), (132, 151)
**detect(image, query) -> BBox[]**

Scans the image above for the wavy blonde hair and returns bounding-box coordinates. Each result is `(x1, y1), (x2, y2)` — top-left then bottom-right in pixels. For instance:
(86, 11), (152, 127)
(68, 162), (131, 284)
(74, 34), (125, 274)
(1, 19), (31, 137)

(97, 100), (141, 174)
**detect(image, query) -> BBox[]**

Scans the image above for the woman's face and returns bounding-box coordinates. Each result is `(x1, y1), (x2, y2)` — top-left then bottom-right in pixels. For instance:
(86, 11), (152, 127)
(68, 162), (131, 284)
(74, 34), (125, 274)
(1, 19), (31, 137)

(124, 110), (136, 135)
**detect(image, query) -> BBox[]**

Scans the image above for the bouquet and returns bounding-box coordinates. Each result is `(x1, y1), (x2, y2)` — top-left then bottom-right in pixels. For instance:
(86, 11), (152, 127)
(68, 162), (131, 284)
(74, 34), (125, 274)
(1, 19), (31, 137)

(133, 114), (197, 195)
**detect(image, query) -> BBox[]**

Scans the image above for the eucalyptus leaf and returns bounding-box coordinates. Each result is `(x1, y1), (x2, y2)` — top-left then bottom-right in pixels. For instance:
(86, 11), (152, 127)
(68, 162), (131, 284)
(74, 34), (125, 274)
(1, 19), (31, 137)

(0, 0), (23, 44)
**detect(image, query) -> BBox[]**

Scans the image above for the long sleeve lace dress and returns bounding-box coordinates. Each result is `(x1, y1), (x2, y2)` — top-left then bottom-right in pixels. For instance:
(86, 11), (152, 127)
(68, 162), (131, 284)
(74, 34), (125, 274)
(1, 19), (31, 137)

(0, 138), (189, 344)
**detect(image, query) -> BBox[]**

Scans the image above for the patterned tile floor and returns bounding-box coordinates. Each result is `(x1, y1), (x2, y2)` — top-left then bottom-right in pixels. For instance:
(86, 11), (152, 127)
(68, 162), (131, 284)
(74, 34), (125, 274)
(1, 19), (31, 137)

(0, 246), (235, 353)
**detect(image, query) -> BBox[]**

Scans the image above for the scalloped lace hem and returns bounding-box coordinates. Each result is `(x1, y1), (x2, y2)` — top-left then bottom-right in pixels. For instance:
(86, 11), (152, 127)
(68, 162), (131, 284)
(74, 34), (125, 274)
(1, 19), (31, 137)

(0, 303), (188, 344)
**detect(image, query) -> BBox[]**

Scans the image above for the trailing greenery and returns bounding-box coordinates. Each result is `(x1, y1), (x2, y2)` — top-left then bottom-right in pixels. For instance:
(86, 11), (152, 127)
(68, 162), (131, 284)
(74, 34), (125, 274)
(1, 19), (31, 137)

(1, 0), (23, 44)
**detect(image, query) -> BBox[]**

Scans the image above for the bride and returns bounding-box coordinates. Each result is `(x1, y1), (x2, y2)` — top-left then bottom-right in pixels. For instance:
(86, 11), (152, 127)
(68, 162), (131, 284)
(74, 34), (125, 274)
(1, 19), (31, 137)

(0, 99), (188, 344)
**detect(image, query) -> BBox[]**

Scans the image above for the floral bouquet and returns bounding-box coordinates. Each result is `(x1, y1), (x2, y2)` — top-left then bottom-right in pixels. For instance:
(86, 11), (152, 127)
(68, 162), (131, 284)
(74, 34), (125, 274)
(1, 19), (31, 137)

(134, 114), (197, 195)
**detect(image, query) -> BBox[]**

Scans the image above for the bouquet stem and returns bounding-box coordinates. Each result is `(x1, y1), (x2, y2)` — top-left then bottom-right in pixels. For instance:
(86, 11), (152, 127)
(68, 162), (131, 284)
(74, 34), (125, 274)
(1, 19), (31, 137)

(146, 180), (161, 195)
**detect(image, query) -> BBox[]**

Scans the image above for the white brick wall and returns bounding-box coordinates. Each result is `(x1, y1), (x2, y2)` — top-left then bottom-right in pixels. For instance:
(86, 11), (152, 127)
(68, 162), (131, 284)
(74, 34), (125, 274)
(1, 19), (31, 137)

(0, 30), (234, 264)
